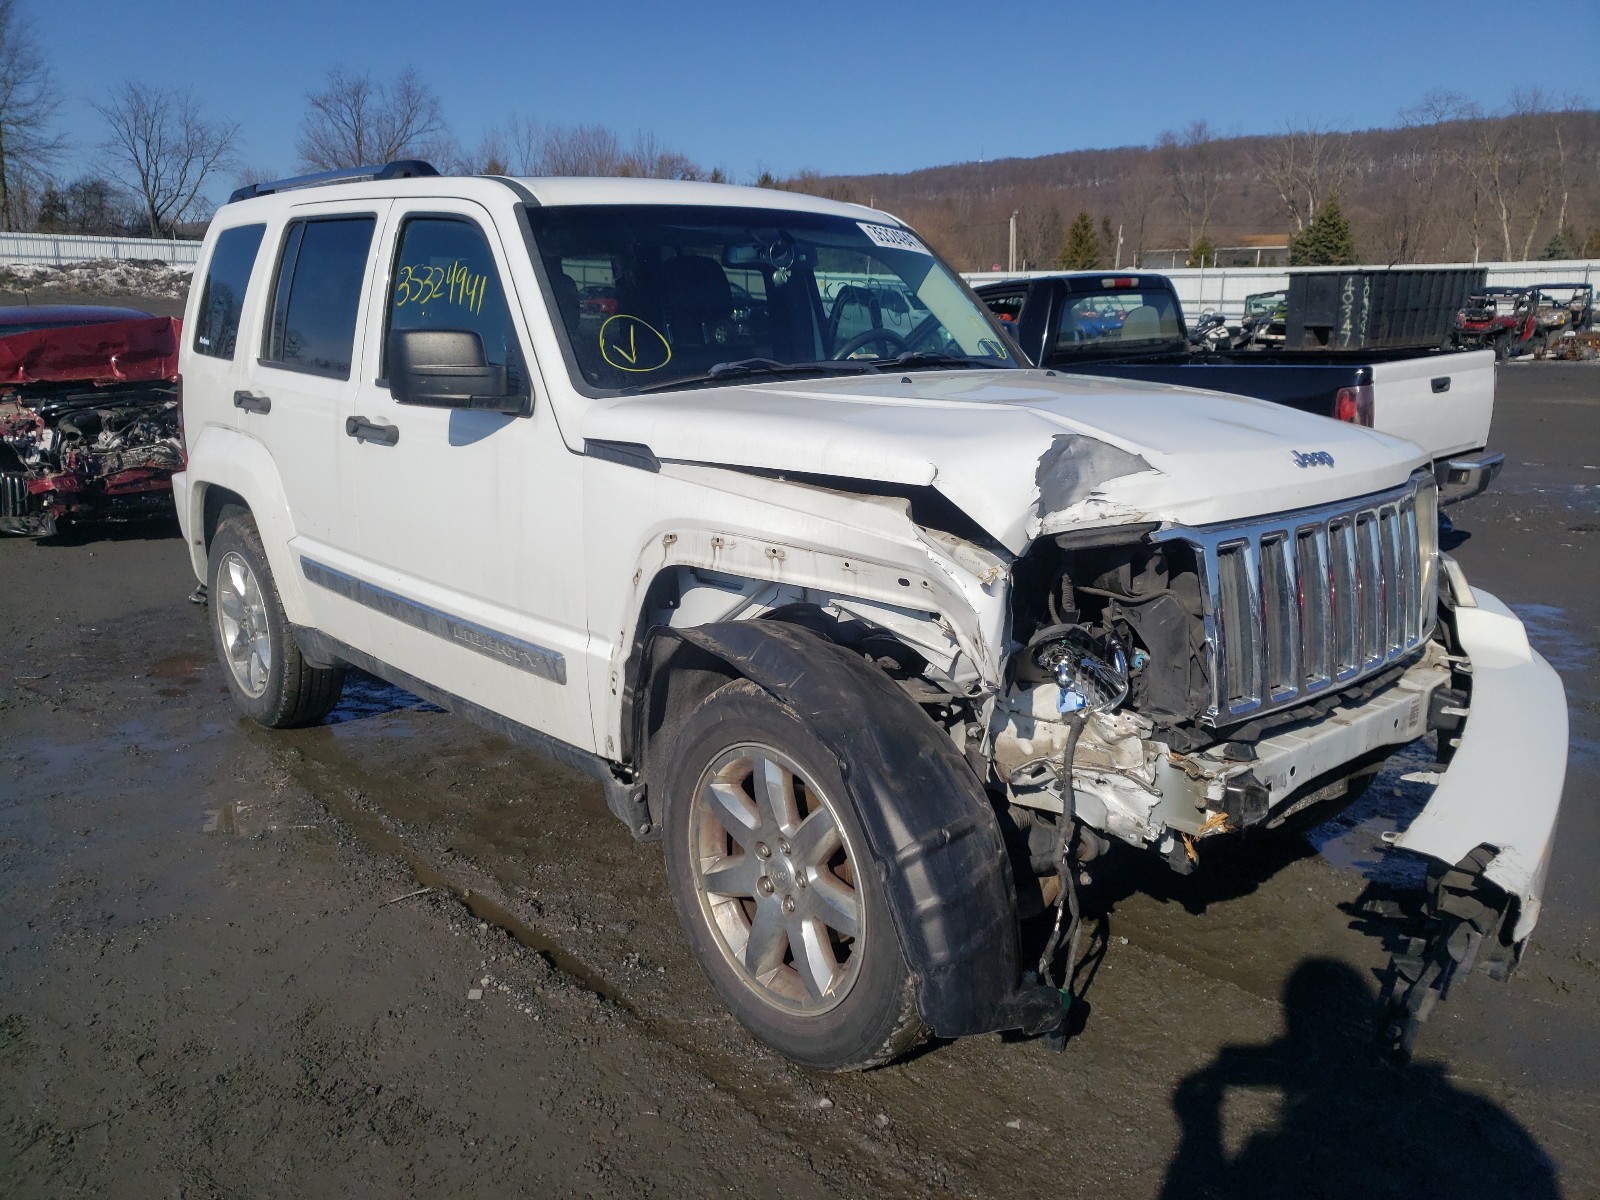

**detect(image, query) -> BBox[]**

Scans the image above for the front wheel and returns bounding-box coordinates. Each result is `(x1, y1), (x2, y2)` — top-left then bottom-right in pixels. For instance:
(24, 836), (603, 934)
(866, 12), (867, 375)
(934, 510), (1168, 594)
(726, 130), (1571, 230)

(659, 679), (924, 1069)
(208, 510), (344, 728)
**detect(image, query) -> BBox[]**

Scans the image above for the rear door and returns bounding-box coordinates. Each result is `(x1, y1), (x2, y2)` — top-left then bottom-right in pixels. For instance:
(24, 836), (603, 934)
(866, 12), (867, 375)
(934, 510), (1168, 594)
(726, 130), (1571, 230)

(1368, 348), (1495, 460)
(249, 199), (389, 650)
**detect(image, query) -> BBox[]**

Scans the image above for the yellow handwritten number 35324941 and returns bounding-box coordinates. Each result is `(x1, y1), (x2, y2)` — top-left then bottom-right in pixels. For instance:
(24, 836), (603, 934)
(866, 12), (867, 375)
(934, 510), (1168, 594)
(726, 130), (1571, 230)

(394, 261), (489, 315)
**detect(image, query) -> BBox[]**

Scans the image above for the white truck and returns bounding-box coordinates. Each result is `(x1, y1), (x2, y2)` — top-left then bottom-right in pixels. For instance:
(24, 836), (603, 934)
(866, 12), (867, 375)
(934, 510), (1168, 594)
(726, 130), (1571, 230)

(174, 164), (1568, 1069)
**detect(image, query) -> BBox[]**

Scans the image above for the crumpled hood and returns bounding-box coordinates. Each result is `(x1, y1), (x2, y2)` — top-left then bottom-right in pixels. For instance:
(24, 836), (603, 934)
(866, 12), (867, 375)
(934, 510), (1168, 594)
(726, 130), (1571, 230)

(580, 369), (1429, 553)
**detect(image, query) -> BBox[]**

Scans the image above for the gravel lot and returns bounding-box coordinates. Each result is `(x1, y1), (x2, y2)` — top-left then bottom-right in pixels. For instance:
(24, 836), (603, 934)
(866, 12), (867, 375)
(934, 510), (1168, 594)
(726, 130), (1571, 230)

(2, 353), (1595, 1199)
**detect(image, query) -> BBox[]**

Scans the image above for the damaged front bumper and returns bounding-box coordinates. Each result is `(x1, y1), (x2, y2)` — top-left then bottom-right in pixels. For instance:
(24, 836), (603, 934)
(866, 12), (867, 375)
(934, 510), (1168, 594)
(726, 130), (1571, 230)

(1393, 583), (1567, 947)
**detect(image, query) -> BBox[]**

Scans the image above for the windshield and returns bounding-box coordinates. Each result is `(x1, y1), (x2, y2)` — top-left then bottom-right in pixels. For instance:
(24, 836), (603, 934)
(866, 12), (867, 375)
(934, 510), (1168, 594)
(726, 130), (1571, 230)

(1048, 285), (1186, 356)
(525, 204), (1014, 393)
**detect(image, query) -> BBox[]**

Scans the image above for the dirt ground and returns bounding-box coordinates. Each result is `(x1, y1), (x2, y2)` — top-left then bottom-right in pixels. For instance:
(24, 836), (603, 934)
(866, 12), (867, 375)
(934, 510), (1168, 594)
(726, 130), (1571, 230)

(1, 350), (1595, 1199)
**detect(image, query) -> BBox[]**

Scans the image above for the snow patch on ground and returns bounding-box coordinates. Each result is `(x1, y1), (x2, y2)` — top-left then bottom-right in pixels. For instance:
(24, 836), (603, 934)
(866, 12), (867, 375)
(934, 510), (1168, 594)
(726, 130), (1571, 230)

(0, 259), (193, 300)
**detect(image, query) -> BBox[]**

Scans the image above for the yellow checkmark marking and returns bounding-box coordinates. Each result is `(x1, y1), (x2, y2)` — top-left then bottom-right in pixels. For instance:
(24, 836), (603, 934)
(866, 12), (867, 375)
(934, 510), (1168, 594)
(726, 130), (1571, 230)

(611, 325), (638, 365)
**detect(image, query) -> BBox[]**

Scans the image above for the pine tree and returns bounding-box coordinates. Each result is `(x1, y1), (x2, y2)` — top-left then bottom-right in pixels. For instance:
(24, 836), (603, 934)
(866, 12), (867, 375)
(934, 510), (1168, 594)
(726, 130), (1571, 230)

(1058, 211), (1101, 270)
(1186, 234), (1217, 268)
(1289, 197), (1356, 265)
(1540, 227), (1576, 260)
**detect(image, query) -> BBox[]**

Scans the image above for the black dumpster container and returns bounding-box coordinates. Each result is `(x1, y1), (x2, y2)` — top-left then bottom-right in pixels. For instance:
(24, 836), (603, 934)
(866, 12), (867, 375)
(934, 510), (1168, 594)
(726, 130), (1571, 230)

(1284, 267), (1486, 351)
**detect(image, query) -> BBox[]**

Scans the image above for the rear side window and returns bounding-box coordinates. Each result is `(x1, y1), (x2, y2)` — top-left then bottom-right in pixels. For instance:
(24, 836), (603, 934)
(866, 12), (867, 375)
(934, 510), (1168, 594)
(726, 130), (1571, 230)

(263, 216), (376, 378)
(192, 224), (265, 359)
(384, 216), (527, 395)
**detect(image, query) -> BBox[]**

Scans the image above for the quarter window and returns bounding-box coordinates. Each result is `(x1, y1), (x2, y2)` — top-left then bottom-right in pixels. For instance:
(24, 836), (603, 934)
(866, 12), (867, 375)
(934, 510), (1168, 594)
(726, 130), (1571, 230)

(262, 216), (376, 378)
(192, 223), (265, 359)
(385, 217), (526, 396)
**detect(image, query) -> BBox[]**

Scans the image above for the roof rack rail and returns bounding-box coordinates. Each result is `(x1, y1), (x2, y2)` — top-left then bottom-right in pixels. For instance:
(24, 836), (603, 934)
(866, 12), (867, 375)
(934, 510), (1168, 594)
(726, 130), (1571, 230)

(228, 160), (439, 204)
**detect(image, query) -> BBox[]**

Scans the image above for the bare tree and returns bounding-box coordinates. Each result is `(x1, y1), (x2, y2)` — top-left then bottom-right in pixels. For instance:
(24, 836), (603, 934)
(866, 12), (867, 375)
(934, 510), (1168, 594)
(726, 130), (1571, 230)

(297, 67), (445, 170)
(1117, 157), (1166, 265)
(1017, 205), (1064, 271)
(1490, 91), (1575, 260)
(534, 124), (627, 176)
(95, 82), (239, 238)
(1159, 120), (1225, 246)
(1366, 105), (1450, 263)
(0, 0), (67, 231)
(623, 130), (702, 180)
(1255, 124), (1354, 233)
(35, 175), (138, 235)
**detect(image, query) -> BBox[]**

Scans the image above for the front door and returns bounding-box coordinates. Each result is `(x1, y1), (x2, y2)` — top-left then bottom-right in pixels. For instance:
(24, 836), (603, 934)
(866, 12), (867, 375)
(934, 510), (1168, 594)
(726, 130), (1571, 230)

(345, 200), (593, 752)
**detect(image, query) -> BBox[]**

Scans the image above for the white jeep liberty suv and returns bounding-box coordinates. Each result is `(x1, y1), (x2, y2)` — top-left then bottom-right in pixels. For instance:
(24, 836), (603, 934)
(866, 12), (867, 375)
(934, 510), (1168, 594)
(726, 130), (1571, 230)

(175, 162), (1567, 1068)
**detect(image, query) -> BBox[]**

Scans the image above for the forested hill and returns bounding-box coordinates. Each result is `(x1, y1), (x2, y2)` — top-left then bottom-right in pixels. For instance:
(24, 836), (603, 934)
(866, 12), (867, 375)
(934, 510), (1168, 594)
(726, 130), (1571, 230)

(772, 107), (1600, 272)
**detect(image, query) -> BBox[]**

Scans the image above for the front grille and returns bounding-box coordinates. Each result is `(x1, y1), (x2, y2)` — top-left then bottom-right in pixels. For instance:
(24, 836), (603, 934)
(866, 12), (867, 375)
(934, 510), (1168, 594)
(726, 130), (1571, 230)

(1, 472), (30, 520)
(1163, 480), (1437, 725)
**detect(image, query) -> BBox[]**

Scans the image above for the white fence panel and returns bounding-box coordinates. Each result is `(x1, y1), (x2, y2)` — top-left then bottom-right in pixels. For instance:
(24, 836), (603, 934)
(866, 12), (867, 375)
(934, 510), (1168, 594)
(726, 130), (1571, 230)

(0, 232), (202, 267)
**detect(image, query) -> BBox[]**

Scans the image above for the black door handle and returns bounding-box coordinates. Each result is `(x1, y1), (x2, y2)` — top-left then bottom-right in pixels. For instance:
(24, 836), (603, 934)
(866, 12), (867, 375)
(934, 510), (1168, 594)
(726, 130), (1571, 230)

(345, 415), (400, 446)
(1431, 376), (1451, 393)
(233, 390), (272, 414)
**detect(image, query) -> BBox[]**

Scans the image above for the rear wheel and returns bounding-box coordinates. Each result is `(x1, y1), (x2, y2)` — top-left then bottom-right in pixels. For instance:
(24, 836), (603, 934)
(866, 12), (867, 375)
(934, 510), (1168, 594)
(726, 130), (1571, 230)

(208, 510), (344, 728)
(659, 679), (924, 1070)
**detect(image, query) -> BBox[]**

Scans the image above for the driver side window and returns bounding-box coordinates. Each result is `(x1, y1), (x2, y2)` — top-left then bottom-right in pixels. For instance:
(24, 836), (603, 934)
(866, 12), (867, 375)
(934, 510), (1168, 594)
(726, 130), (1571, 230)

(385, 216), (527, 395)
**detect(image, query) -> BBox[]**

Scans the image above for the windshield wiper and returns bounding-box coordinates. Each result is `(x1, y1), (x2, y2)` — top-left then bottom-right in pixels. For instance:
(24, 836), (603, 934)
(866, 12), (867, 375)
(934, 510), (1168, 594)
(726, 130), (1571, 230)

(879, 351), (994, 370)
(632, 358), (879, 394)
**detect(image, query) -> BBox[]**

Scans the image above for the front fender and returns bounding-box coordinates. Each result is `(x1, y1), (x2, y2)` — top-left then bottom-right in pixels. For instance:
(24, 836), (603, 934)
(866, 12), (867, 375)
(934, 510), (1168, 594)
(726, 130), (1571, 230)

(641, 620), (1061, 1039)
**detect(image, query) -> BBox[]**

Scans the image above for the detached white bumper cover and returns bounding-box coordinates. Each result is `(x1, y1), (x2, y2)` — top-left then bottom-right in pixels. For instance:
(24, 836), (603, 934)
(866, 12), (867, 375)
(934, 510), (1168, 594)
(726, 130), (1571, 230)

(1395, 588), (1568, 942)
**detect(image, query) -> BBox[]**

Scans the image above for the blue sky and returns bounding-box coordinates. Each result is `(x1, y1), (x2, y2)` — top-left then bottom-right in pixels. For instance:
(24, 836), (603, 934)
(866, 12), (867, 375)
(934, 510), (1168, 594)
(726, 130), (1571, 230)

(31, 0), (1600, 198)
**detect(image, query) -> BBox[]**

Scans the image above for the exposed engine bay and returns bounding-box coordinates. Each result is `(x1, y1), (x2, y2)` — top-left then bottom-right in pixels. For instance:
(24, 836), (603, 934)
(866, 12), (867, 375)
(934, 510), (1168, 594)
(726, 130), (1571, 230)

(0, 315), (182, 537)
(990, 477), (1443, 867)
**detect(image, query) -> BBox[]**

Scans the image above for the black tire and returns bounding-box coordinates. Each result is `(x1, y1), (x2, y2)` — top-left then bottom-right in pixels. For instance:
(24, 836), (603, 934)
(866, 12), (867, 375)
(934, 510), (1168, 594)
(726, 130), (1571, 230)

(659, 679), (924, 1070)
(1493, 333), (1510, 361)
(207, 509), (344, 728)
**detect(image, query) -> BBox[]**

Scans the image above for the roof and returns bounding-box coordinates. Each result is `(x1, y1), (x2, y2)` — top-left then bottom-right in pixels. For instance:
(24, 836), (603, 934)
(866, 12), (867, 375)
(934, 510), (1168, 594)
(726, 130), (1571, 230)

(222, 170), (897, 225)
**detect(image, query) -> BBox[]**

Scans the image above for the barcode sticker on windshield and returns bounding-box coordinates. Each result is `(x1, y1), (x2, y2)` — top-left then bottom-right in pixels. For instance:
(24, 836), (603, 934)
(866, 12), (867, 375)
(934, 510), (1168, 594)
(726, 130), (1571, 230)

(858, 222), (930, 254)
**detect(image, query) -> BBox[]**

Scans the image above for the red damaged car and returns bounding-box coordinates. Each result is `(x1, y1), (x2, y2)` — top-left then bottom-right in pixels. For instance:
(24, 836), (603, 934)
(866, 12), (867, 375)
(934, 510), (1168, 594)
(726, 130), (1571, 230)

(0, 305), (183, 537)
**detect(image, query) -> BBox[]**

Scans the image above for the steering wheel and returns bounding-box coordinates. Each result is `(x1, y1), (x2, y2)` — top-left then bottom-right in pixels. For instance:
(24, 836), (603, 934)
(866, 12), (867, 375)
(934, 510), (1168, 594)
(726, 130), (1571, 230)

(831, 328), (907, 359)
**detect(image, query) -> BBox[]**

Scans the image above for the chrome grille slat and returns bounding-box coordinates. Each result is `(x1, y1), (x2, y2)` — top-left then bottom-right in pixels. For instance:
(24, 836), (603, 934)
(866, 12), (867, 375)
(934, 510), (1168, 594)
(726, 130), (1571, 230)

(1161, 480), (1435, 727)
(1358, 513), (1382, 668)
(1295, 528), (1331, 691)
(1330, 518), (1359, 679)
(1261, 534), (1298, 701)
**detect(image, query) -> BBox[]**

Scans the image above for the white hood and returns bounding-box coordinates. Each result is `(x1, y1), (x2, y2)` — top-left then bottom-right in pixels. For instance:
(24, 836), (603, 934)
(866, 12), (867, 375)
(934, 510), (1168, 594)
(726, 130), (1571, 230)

(581, 369), (1429, 553)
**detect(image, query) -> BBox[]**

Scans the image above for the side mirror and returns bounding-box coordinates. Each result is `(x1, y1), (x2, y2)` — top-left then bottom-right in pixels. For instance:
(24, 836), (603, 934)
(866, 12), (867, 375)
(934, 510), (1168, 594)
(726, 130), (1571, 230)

(388, 329), (529, 415)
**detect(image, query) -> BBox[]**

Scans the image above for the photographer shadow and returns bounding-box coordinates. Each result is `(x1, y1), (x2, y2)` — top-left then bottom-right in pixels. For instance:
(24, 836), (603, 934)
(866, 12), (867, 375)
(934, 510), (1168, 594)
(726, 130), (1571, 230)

(1159, 958), (1560, 1200)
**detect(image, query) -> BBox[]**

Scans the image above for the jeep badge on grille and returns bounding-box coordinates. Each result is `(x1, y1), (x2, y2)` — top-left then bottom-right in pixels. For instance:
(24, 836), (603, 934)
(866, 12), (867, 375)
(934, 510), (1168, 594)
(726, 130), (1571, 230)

(1292, 450), (1336, 468)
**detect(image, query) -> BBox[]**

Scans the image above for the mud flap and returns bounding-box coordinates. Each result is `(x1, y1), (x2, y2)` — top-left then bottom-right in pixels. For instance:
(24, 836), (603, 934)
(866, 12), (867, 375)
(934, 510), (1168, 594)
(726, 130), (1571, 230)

(1384, 587), (1567, 1050)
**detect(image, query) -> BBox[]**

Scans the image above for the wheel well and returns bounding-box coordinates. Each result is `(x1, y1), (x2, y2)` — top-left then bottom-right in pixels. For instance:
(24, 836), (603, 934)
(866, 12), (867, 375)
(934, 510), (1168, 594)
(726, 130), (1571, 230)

(631, 634), (743, 786)
(628, 599), (945, 787)
(200, 485), (249, 555)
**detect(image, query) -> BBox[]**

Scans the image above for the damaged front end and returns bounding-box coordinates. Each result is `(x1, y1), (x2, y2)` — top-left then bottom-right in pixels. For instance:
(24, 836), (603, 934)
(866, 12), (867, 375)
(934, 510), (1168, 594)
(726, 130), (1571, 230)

(992, 470), (1567, 1046)
(0, 316), (183, 536)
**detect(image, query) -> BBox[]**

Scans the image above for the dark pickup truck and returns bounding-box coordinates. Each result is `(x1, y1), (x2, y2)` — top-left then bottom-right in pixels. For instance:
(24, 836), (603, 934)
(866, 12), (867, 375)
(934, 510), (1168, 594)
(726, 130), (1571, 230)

(976, 272), (1502, 503)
